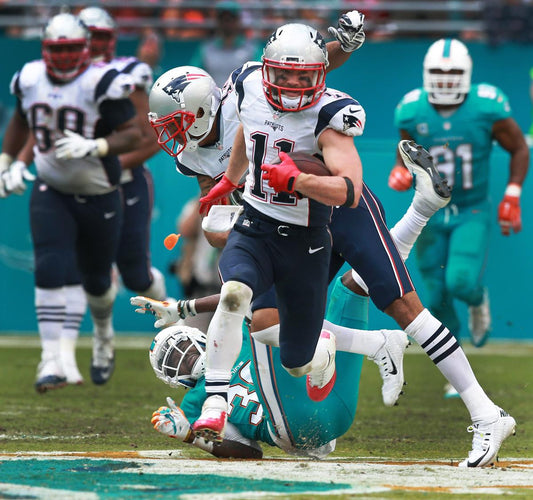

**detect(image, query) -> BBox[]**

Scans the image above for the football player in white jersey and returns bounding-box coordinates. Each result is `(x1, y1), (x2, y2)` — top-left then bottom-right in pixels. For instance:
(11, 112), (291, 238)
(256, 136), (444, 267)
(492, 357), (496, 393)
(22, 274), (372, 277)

(78, 7), (167, 303)
(188, 24), (516, 467)
(0, 12), (141, 392)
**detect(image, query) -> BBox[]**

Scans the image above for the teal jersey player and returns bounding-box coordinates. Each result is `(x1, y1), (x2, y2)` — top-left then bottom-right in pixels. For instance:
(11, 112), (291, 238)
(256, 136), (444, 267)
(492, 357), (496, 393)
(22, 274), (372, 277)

(395, 83), (511, 208)
(389, 38), (528, 358)
(147, 279), (367, 459)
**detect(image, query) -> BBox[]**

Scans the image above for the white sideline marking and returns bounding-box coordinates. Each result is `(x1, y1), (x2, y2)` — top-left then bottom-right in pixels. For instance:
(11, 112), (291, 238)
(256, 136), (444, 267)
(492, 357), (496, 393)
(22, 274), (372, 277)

(0, 335), (532, 355)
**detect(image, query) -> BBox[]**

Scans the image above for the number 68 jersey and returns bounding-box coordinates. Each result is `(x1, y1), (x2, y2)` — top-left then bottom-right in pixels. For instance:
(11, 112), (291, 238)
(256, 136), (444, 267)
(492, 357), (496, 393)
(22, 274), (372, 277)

(10, 59), (135, 195)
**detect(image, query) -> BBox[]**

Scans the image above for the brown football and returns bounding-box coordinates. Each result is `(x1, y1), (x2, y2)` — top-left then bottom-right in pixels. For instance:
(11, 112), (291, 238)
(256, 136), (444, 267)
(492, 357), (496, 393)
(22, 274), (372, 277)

(283, 152), (331, 176)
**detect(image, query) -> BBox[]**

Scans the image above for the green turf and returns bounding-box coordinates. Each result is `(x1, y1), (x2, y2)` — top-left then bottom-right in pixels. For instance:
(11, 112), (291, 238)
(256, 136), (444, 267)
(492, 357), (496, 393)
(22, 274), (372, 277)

(0, 341), (531, 462)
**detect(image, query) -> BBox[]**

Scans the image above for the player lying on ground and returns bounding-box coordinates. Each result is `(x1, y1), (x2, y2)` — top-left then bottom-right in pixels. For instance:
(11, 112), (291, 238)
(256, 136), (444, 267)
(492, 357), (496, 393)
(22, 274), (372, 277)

(146, 311), (398, 459)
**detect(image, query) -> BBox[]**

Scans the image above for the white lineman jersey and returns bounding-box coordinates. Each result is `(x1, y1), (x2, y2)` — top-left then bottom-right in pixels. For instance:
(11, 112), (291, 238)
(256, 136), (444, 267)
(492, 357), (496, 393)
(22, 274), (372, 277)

(110, 56), (153, 92)
(175, 81), (241, 180)
(11, 60), (135, 195)
(233, 62), (366, 227)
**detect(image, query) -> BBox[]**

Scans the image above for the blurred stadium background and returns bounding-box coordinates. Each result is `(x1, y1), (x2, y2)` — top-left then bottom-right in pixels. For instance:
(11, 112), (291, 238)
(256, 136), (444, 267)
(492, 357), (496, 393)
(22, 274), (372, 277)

(0, 0), (531, 341)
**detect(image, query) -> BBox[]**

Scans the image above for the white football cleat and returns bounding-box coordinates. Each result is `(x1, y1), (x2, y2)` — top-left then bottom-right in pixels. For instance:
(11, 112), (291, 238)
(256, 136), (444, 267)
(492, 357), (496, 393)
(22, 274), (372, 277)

(306, 330), (337, 402)
(398, 140), (451, 217)
(468, 288), (491, 348)
(90, 332), (115, 385)
(459, 407), (516, 467)
(369, 330), (409, 407)
(192, 395), (228, 443)
(35, 354), (67, 394)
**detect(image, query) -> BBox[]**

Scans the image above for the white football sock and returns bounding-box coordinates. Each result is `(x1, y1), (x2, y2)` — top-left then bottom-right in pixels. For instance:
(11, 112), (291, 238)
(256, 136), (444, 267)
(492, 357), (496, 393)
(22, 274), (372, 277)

(205, 281), (252, 395)
(389, 204), (429, 261)
(405, 308), (497, 422)
(35, 286), (65, 343)
(62, 284), (87, 341)
(86, 284), (117, 340)
(322, 319), (384, 356)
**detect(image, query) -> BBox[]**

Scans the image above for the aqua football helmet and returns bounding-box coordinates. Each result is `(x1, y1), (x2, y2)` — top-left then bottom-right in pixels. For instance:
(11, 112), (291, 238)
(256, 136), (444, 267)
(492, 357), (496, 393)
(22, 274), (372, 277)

(423, 38), (472, 105)
(149, 325), (207, 388)
(78, 6), (117, 62)
(42, 13), (91, 83)
(262, 23), (329, 112)
(148, 66), (221, 156)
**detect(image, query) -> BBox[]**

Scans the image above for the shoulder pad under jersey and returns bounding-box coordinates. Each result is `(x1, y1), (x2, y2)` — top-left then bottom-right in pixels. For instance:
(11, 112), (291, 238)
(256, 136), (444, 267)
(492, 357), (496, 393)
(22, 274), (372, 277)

(89, 65), (135, 104)
(114, 56), (153, 91)
(10, 60), (42, 97)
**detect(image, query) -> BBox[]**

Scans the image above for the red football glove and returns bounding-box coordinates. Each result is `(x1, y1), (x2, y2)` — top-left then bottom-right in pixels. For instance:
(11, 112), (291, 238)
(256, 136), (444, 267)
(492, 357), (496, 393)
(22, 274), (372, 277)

(199, 175), (241, 216)
(388, 165), (413, 191)
(261, 151), (302, 194)
(498, 194), (521, 236)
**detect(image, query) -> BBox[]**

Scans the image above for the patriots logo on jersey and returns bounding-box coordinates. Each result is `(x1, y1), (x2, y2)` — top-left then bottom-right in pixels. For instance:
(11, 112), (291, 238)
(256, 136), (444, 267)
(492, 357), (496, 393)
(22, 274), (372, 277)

(342, 114), (360, 131)
(163, 73), (205, 105)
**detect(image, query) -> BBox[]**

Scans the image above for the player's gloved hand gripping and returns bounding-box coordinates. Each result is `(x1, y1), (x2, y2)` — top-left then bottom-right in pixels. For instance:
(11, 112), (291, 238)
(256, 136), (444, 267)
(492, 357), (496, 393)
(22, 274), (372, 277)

(262, 152), (302, 194)
(2, 160), (36, 195)
(130, 296), (197, 328)
(198, 175), (242, 216)
(151, 397), (194, 442)
(54, 130), (109, 160)
(328, 10), (366, 52)
(388, 165), (413, 191)
(498, 183), (522, 235)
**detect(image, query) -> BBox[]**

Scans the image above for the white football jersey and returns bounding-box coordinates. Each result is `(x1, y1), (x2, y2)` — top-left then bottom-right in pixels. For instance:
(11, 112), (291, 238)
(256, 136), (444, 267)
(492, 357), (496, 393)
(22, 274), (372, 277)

(175, 83), (241, 180)
(11, 60), (135, 195)
(234, 63), (366, 226)
(110, 56), (153, 92)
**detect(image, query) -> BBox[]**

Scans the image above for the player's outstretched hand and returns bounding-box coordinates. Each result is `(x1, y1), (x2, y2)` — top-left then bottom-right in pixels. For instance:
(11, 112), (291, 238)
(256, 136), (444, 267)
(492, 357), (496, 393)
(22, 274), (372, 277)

(2, 160), (35, 195)
(55, 130), (109, 159)
(328, 10), (366, 52)
(151, 397), (193, 442)
(261, 152), (302, 194)
(498, 192), (522, 235)
(199, 175), (241, 216)
(130, 296), (180, 328)
(388, 165), (413, 191)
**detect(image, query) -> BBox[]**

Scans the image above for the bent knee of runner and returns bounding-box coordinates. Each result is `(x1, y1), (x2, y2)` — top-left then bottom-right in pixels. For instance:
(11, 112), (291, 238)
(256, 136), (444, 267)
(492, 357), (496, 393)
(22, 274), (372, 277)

(220, 281), (253, 315)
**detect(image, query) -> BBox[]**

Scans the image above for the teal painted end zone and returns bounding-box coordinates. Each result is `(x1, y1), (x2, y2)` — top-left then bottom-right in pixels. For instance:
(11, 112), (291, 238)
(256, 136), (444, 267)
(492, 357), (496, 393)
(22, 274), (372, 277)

(0, 459), (351, 498)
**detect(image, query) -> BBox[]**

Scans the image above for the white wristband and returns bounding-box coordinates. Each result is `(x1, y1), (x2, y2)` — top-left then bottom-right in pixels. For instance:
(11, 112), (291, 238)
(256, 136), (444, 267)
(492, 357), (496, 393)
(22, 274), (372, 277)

(92, 138), (109, 157)
(505, 183), (521, 198)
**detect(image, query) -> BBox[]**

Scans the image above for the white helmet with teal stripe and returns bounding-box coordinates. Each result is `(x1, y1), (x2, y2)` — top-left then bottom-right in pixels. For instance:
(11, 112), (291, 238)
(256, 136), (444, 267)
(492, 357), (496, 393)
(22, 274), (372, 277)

(423, 38), (472, 105)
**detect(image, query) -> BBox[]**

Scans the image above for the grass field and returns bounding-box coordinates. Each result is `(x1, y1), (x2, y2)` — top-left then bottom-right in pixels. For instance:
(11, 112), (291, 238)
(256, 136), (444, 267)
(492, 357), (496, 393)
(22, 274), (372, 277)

(0, 336), (532, 498)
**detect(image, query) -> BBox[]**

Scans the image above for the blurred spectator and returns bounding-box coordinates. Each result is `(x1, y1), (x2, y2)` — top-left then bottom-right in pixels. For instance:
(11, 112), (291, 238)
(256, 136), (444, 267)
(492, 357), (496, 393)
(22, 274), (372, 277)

(160, 0), (208, 40)
(484, 0), (533, 46)
(189, 0), (262, 86)
(137, 29), (164, 77)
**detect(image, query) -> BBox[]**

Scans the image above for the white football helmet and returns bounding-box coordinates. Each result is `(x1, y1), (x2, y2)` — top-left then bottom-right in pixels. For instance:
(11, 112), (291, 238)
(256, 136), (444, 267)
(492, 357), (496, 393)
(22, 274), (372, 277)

(42, 13), (91, 83)
(423, 38), (472, 105)
(262, 23), (329, 112)
(78, 6), (117, 62)
(148, 66), (221, 156)
(149, 325), (207, 389)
